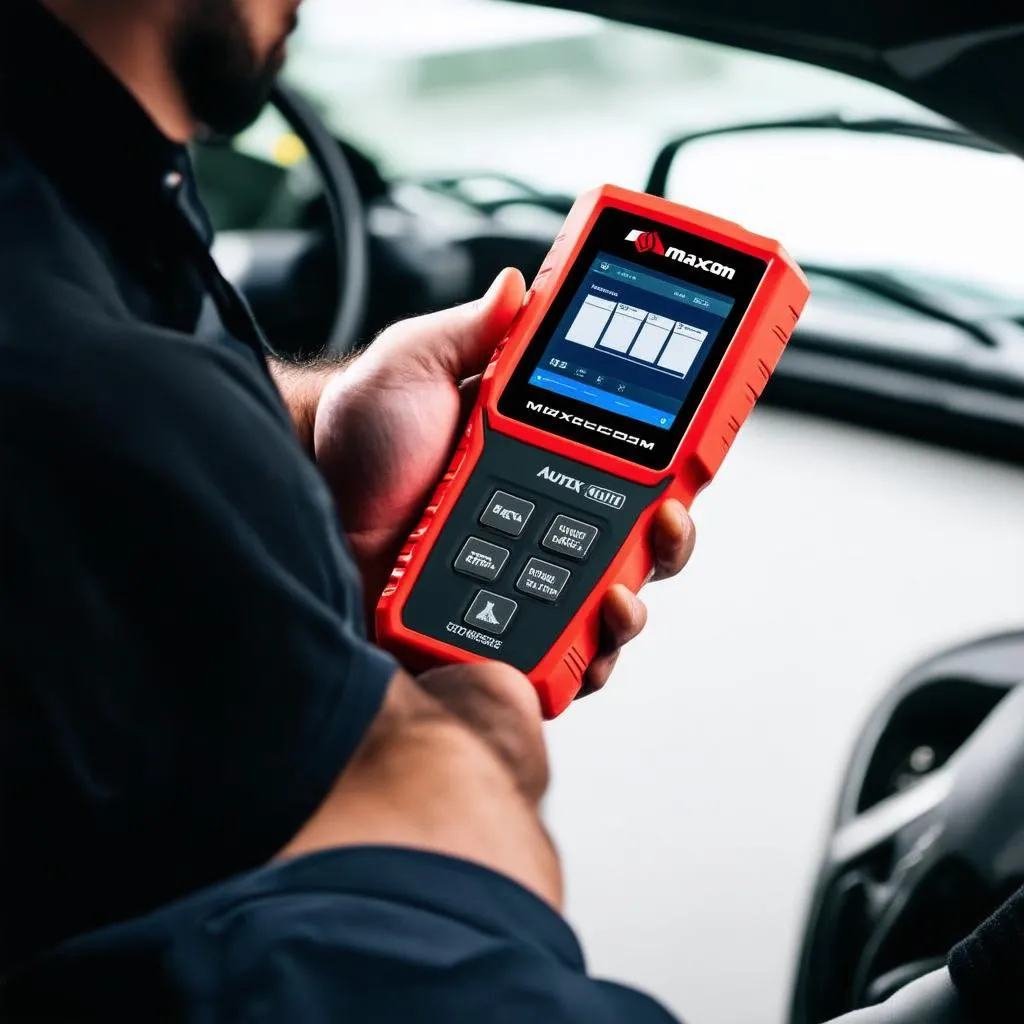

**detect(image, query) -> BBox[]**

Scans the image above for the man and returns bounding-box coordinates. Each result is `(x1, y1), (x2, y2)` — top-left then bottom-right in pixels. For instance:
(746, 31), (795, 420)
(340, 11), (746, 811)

(2, 2), (1017, 1022)
(0, 0), (692, 982)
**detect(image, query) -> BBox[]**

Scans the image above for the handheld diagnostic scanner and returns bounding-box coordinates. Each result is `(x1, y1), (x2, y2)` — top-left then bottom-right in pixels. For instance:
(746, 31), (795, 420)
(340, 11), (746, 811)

(376, 185), (810, 716)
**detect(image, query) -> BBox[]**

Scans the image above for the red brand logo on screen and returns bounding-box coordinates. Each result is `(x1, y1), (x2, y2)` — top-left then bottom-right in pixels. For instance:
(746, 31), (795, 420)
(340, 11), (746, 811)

(624, 229), (736, 280)
(626, 229), (665, 255)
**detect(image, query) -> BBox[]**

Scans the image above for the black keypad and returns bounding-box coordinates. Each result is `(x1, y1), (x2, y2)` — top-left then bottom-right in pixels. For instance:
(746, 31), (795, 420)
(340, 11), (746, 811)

(448, 490), (605, 638)
(516, 558), (570, 602)
(541, 514), (599, 561)
(464, 590), (518, 635)
(479, 490), (534, 538)
(453, 536), (509, 582)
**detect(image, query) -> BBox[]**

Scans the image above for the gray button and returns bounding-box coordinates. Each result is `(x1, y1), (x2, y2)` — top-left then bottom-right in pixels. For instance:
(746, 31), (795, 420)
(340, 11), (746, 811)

(516, 558), (571, 602)
(541, 515), (599, 560)
(479, 490), (535, 538)
(464, 590), (518, 635)
(454, 537), (509, 582)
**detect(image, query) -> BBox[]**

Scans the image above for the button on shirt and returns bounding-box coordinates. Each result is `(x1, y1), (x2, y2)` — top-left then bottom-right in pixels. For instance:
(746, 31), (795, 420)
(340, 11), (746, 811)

(0, 0), (395, 969)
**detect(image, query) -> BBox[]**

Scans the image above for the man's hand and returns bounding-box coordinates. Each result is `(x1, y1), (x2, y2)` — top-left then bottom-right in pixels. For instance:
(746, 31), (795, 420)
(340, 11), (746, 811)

(283, 271), (695, 692)
(311, 269), (527, 600)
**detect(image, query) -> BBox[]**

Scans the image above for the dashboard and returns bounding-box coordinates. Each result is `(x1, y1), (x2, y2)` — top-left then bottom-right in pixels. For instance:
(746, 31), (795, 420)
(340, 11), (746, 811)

(197, 136), (1024, 472)
(196, 141), (563, 355)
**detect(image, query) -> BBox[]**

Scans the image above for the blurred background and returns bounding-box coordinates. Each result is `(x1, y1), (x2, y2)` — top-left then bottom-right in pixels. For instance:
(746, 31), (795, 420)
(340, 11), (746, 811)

(272, 0), (911, 190)
(203, 2), (1024, 1020)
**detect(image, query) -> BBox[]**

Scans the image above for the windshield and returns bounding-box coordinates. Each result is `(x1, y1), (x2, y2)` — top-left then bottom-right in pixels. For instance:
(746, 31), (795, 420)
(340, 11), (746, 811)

(232, 0), (1024, 317)
(273, 0), (922, 189)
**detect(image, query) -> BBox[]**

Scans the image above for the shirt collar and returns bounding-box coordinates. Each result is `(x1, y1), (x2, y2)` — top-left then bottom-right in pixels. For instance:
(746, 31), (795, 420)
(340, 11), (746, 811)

(0, 0), (213, 247)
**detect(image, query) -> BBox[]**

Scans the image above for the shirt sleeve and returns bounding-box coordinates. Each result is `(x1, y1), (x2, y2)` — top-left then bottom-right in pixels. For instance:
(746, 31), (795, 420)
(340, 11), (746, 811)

(0, 316), (395, 942)
(0, 849), (685, 1024)
(192, 850), (685, 1024)
(948, 883), (1024, 1020)
(225, 939), (684, 1024)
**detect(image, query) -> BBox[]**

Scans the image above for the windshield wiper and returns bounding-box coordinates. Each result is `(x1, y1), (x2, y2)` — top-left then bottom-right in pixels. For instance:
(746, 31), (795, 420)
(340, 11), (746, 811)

(646, 113), (1001, 197)
(799, 264), (1011, 349)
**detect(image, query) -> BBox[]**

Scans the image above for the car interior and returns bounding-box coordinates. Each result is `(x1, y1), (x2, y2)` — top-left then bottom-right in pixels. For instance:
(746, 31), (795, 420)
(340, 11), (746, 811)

(188, 2), (1024, 1020)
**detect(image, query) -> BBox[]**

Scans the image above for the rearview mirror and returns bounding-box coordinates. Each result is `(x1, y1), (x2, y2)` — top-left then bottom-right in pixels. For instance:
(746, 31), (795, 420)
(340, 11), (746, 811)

(652, 119), (1024, 306)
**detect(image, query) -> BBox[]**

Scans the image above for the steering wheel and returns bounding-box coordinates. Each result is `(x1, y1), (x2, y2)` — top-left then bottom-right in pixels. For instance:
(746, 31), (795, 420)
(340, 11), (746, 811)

(789, 631), (1024, 1022)
(268, 83), (370, 357)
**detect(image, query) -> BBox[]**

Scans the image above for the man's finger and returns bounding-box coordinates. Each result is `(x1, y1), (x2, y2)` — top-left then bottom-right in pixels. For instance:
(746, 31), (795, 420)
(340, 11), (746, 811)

(601, 584), (647, 649)
(578, 649), (619, 699)
(384, 267), (526, 381)
(576, 587), (647, 700)
(652, 499), (696, 582)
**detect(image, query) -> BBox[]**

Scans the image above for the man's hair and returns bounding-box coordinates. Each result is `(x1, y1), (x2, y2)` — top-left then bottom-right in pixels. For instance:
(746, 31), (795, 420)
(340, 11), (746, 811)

(170, 0), (294, 137)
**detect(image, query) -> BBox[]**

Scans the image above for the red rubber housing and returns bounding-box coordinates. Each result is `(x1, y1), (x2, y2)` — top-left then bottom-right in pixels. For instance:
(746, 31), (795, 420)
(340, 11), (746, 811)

(376, 185), (809, 717)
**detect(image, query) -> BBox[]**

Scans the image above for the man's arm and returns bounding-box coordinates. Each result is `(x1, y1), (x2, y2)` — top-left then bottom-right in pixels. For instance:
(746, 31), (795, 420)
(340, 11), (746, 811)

(5, 308), (573, 916)
(279, 660), (563, 908)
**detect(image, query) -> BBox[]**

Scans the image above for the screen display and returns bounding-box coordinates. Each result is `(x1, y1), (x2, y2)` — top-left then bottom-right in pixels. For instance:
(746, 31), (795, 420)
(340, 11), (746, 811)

(498, 207), (768, 469)
(527, 253), (735, 431)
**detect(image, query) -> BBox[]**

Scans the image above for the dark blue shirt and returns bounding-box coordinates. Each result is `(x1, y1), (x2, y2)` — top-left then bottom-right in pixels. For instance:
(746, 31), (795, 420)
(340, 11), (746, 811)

(0, 848), (681, 1023)
(0, 0), (394, 969)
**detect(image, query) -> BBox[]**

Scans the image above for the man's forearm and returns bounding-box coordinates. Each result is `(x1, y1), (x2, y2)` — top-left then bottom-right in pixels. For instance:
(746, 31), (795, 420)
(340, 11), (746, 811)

(275, 663), (563, 910)
(268, 356), (352, 454)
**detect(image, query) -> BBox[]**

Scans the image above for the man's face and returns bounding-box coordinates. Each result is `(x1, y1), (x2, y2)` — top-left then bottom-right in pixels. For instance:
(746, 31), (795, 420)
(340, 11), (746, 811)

(170, 0), (301, 137)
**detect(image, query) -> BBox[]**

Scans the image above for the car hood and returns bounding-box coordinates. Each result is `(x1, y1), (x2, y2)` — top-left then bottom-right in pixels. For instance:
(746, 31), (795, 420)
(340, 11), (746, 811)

(521, 1), (1024, 158)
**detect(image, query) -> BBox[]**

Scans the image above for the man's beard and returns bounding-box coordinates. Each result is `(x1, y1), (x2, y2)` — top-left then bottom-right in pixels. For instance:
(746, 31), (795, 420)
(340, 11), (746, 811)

(170, 0), (294, 138)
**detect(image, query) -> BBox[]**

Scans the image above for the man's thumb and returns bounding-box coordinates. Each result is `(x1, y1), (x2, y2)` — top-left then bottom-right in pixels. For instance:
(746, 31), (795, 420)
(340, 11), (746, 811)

(411, 267), (527, 380)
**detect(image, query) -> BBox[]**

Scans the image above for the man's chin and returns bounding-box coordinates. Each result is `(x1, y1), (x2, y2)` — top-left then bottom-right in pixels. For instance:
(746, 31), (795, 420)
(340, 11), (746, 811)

(195, 78), (279, 138)
(172, 7), (292, 139)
